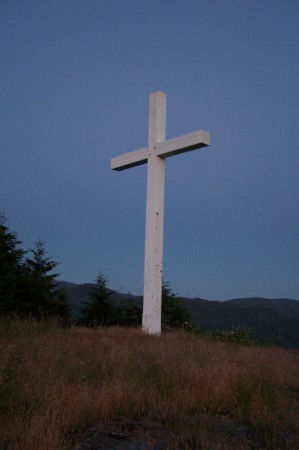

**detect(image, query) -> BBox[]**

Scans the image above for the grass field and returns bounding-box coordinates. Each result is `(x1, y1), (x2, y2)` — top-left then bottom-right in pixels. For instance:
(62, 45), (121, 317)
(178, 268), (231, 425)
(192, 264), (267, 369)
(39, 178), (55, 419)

(0, 318), (298, 449)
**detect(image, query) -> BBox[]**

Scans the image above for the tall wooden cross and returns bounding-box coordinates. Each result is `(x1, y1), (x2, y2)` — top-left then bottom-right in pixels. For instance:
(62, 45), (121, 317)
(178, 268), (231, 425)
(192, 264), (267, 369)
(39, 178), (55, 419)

(111, 91), (210, 335)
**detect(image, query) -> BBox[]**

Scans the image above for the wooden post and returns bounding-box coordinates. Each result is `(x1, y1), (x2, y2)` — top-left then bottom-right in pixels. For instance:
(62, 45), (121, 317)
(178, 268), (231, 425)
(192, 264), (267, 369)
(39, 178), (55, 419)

(142, 92), (166, 334)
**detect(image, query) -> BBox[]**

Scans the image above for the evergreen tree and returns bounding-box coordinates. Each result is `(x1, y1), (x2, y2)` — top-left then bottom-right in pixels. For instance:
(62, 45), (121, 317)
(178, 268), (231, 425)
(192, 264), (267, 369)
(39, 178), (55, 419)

(0, 213), (26, 314)
(80, 273), (114, 326)
(23, 240), (70, 319)
(113, 301), (142, 327)
(162, 281), (192, 330)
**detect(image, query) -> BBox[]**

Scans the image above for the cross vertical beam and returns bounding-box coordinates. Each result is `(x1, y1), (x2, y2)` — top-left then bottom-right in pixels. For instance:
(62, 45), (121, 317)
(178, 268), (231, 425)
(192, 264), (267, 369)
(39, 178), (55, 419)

(142, 92), (166, 334)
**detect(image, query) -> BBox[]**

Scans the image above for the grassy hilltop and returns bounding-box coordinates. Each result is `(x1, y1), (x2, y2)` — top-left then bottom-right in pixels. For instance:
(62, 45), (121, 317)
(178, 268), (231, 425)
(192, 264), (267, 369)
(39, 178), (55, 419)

(0, 319), (298, 449)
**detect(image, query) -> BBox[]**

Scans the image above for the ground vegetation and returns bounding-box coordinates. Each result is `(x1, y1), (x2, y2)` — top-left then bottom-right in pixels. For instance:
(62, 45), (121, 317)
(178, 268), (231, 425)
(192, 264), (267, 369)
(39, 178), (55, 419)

(0, 321), (298, 449)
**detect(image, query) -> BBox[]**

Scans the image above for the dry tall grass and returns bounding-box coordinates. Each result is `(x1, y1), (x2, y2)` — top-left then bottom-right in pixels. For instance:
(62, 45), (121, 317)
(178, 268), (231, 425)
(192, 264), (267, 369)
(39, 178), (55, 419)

(0, 323), (298, 449)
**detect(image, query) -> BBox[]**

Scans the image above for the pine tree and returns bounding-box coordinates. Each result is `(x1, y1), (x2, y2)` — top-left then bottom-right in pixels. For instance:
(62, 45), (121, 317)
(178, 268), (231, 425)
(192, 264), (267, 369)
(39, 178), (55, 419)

(80, 273), (114, 326)
(162, 281), (192, 330)
(0, 213), (26, 314)
(113, 301), (142, 326)
(23, 239), (70, 319)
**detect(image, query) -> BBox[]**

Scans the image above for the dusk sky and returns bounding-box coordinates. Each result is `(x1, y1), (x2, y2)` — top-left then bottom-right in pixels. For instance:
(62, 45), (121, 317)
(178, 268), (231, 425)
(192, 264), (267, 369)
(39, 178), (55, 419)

(1, 0), (298, 300)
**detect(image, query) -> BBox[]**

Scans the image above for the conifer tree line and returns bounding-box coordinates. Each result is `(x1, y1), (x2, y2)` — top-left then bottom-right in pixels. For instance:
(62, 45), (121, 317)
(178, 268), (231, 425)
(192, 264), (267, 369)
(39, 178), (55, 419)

(1, 214), (191, 329)
(79, 274), (191, 330)
(0, 213), (69, 319)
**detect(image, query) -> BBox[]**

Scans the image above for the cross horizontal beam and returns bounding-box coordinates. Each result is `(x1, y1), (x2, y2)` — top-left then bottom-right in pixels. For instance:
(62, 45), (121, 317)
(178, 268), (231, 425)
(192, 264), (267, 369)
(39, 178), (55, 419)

(111, 129), (210, 171)
(111, 147), (148, 171)
(156, 130), (210, 158)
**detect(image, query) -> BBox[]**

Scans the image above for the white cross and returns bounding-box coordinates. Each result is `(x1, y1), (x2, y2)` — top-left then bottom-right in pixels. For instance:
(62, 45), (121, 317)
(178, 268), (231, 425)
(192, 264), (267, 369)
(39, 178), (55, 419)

(111, 91), (210, 335)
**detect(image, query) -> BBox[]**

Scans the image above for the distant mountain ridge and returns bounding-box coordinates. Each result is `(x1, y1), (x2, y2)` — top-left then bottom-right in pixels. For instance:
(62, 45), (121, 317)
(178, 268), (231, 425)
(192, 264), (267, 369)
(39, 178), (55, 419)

(181, 297), (299, 348)
(225, 297), (299, 318)
(57, 281), (299, 348)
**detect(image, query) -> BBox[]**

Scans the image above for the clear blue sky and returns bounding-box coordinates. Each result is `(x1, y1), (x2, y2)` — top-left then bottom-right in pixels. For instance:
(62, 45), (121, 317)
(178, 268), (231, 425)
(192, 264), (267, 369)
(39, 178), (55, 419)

(1, 0), (298, 300)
